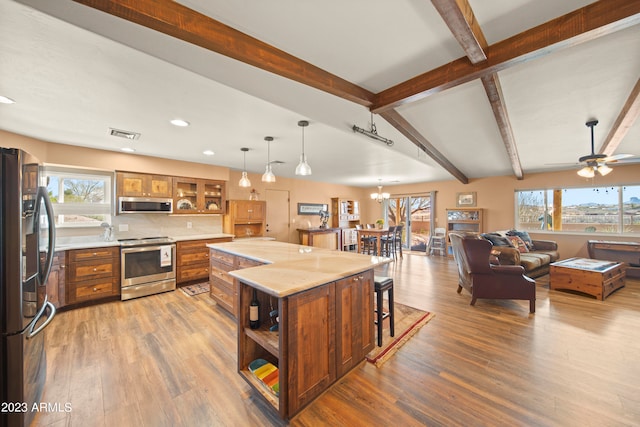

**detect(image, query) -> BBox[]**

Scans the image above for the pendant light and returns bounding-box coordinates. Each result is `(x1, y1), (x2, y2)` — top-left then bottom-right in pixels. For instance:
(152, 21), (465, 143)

(238, 147), (251, 188)
(295, 120), (312, 176)
(262, 136), (276, 183)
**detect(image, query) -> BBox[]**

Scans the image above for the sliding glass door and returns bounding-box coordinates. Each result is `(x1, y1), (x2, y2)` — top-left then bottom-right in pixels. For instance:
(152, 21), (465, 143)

(386, 194), (432, 252)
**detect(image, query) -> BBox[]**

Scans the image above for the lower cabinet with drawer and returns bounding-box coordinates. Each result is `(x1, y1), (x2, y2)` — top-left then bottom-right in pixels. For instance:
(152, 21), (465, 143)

(66, 246), (120, 304)
(177, 237), (233, 285)
(209, 248), (263, 318)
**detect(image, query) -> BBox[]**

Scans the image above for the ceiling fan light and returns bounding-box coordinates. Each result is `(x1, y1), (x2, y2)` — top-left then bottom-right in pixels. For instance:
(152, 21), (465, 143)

(577, 166), (595, 178)
(598, 164), (612, 176)
(295, 154), (312, 175)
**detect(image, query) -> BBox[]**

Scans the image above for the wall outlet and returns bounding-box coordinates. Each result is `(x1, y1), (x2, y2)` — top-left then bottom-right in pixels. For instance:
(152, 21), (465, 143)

(187, 221), (192, 229)
(119, 224), (129, 232)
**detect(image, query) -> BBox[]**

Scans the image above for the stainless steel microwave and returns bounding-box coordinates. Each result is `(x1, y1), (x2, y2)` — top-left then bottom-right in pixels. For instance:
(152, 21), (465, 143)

(118, 197), (173, 214)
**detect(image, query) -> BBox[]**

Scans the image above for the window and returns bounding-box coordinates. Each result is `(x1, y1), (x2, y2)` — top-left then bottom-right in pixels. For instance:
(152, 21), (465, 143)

(516, 185), (640, 235)
(44, 166), (114, 228)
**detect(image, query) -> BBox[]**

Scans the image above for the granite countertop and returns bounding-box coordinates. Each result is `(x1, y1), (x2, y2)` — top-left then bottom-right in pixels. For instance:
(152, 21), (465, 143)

(208, 240), (391, 297)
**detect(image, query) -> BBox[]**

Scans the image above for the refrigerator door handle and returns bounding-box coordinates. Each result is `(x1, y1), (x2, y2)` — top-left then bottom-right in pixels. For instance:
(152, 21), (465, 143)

(26, 299), (56, 339)
(36, 185), (56, 287)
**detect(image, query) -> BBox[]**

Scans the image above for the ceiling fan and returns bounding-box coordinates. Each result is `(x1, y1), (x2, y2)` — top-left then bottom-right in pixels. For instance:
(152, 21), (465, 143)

(576, 119), (635, 178)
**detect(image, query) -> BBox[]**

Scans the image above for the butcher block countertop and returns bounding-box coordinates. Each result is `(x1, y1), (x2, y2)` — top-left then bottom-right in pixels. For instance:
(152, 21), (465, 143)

(207, 240), (390, 297)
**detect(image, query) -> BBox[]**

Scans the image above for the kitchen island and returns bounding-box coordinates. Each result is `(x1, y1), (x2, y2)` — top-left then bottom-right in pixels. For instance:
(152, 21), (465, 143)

(207, 240), (390, 419)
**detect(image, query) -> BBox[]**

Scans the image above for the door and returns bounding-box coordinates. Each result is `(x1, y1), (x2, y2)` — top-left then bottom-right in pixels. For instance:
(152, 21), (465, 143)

(265, 189), (290, 242)
(387, 194), (432, 252)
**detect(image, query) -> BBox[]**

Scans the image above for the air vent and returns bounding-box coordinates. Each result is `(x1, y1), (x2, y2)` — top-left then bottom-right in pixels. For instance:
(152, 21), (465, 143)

(109, 128), (140, 140)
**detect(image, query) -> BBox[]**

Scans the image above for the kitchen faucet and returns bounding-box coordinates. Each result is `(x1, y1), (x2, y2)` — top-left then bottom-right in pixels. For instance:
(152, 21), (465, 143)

(101, 222), (114, 241)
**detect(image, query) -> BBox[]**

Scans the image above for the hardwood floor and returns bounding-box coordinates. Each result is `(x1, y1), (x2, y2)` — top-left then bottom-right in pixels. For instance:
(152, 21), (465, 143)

(34, 254), (640, 426)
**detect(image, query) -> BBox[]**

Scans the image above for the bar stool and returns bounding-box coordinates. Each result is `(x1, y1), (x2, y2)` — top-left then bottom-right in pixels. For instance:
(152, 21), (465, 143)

(374, 276), (394, 347)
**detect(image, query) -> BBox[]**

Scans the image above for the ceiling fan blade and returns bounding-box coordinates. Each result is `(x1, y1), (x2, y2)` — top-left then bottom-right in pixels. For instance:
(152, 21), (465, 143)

(605, 155), (640, 164)
(602, 153), (635, 162)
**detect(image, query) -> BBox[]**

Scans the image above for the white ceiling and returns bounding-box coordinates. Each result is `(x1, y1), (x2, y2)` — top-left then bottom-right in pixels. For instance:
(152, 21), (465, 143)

(1, 0), (639, 188)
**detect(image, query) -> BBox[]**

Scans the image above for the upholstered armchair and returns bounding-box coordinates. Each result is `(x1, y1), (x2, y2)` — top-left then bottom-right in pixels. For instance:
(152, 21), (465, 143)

(449, 232), (536, 313)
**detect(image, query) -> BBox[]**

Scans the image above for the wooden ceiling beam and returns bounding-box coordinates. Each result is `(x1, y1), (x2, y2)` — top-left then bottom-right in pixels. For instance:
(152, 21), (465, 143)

(372, 0), (640, 113)
(73, 0), (471, 183)
(72, 0), (375, 107)
(430, 0), (488, 64)
(379, 110), (469, 184)
(599, 77), (640, 156)
(431, 0), (523, 179)
(481, 74), (523, 179)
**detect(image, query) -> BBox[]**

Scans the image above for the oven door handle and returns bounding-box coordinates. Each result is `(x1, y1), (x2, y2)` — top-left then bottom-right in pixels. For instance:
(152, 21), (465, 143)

(120, 244), (174, 254)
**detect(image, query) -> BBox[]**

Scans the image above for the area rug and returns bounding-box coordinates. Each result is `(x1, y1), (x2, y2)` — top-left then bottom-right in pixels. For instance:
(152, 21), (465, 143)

(180, 282), (210, 296)
(366, 302), (435, 368)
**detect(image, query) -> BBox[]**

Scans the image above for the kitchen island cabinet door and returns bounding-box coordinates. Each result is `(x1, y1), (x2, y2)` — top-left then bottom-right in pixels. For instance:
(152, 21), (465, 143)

(335, 270), (374, 376)
(286, 283), (336, 416)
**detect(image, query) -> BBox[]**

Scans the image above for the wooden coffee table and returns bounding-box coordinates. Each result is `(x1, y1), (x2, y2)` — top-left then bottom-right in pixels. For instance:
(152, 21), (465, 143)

(549, 258), (626, 300)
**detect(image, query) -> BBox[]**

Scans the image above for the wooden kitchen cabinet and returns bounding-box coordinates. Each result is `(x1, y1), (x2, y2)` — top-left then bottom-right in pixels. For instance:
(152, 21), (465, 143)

(176, 237), (232, 285)
(40, 250), (67, 309)
(173, 177), (226, 214)
(223, 200), (266, 238)
(116, 171), (173, 198)
(236, 269), (374, 419)
(331, 198), (360, 228)
(66, 246), (120, 304)
(335, 270), (374, 376)
(209, 248), (263, 317)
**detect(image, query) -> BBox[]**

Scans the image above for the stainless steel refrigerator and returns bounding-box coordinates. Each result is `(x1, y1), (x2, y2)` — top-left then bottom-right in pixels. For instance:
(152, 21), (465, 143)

(1, 148), (56, 427)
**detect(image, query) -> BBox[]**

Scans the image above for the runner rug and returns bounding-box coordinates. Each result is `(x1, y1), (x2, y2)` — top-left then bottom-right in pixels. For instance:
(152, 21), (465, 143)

(366, 302), (435, 368)
(181, 282), (210, 296)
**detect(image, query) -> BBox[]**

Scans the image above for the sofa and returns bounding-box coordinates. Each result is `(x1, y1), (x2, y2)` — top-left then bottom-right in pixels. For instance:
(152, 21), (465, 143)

(481, 231), (559, 279)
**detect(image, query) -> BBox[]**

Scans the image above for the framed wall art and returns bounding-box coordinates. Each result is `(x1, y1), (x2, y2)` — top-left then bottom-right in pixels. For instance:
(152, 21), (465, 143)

(456, 192), (477, 207)
(297, 203), (328, 215)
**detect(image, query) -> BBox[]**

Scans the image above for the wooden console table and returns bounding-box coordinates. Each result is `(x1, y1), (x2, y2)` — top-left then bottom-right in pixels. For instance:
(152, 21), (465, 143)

(587, 240), (640, 278)
(297, 227), (341, 250)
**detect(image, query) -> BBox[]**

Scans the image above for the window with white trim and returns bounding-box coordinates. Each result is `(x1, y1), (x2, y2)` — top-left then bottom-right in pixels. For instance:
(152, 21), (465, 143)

(515, 185), (640, 235)
(44, 166), (114, 228)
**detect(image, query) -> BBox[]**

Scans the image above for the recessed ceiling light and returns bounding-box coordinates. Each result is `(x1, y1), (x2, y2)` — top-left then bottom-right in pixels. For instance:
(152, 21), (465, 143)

(121, 147), (136, 153)
(170, 119), (190, 127)
(203, 150), (215, 156)
(0, 95), (16, 104)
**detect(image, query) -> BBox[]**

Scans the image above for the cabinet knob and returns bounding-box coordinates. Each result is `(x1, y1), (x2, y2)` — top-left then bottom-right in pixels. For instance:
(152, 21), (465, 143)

(93, 287), (97, 292)
(93, 268), (98, 272)
(93, 253), (98, 256)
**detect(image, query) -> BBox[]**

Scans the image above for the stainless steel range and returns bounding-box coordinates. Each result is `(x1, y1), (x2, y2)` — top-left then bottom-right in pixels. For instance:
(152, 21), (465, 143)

(119, 237), (176, 300)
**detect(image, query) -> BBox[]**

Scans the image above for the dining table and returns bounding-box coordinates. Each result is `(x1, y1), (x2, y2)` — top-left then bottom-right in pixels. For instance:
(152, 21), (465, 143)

(356, 228), (390, 257)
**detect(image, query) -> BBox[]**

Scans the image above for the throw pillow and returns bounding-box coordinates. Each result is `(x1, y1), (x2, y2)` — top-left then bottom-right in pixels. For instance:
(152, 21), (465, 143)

(506, 229), (535, 251)
(481, 233), (513, 247)
(507, 235), (529, 253)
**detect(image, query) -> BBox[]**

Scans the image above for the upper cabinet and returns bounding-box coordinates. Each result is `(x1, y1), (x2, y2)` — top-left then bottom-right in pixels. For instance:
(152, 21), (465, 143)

(224, 200), (266, 237)
(116, 172), (172, 198)
(173, 177), (226, 214)
(446, 208), (483, 234)
(331, 198), (360, 228)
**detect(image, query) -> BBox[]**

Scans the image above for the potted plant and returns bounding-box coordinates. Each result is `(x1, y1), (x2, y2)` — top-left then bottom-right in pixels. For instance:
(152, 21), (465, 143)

(376, 219), (384, 229)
